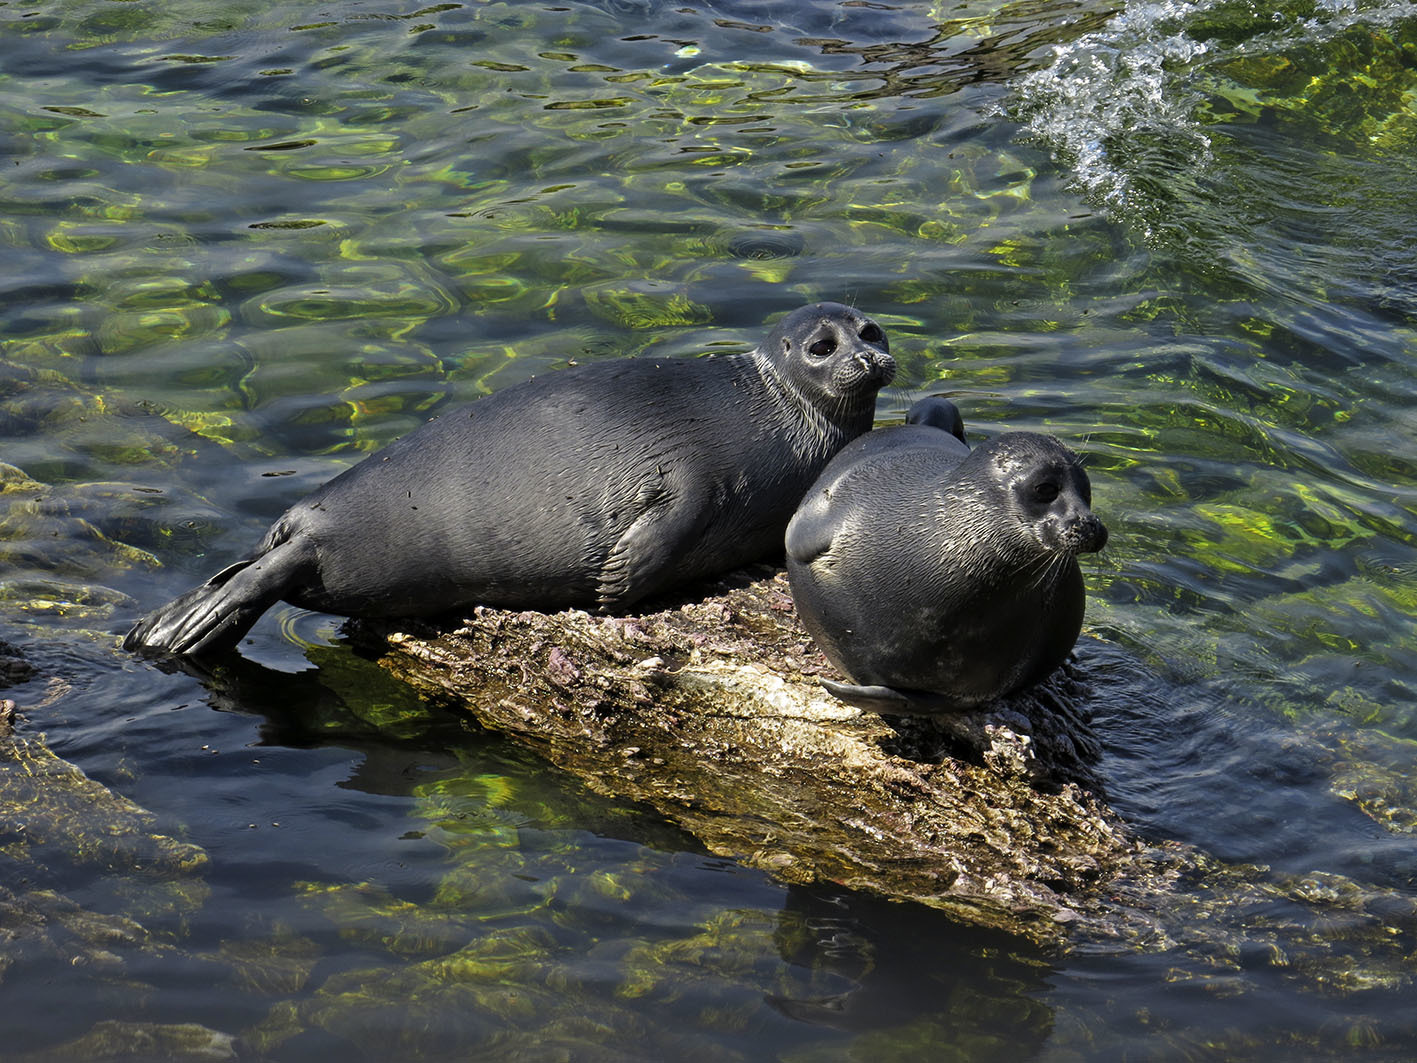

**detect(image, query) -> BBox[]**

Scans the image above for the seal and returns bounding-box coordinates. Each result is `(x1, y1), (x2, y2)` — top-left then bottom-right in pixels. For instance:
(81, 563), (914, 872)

(785, 402), (1107, 714)
(124, 302), (896, 657)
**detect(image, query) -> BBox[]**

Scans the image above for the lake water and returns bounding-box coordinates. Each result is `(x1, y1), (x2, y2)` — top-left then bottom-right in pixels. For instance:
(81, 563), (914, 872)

(2, 0), (1416, 1058)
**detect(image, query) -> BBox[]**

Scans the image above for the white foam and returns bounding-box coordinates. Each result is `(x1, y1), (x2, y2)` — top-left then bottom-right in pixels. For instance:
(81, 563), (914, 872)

(1010, 0), (1415, 233)
(1012, 0), (1221, 220)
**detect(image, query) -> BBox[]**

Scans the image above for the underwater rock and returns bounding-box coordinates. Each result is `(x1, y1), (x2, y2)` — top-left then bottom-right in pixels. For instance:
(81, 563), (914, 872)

(13, 1021), (237, 1062)
(0, 883), (158, 987)
(0, 638), (36, 689)
(0, 455), (232, 631)
(340, 559), (1417, 1004)
(0, 654), (210, 989)
(352, 577), (1417, 991)
(1, 716), (208, 880)
(0, 721), (212, 968)
(350, 566), (1164, 946)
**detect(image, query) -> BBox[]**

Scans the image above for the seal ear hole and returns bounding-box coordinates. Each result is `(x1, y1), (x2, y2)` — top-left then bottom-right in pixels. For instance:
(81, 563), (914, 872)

(809, 337), (838, 359)
(858, 322), (884, 344)
(782, 338), (792, 353)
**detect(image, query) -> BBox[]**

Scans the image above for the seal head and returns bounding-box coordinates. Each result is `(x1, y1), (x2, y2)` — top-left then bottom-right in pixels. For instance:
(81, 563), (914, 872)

(757, 302), (896, 443)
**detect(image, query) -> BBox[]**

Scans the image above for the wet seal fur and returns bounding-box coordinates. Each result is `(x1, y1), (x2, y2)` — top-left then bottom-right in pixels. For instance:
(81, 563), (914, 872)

(785, 398), (1107, 715)
(125, 302), (896, 657)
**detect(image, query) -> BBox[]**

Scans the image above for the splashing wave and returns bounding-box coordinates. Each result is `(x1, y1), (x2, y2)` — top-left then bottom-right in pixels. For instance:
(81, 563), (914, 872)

(1011, 0), (1416, 238)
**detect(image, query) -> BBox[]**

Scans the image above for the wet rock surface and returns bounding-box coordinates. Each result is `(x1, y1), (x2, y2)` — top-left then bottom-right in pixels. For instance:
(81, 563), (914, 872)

(0, 645), (219, 1056)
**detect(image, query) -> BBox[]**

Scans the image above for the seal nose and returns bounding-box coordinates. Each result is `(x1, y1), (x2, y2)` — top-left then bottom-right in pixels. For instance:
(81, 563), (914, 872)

(1075, 515), (1108, 553)
(855, 346), (897, 385)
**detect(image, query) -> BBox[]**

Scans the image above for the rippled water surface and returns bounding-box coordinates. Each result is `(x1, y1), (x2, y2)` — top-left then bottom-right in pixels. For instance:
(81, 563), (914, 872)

(3, 0), (1416, 1058)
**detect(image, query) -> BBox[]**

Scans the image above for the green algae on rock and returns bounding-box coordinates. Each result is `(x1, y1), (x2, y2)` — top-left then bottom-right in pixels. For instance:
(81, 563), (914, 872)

(12, 1021), (237, 1063)
(1, 708), (209, 906)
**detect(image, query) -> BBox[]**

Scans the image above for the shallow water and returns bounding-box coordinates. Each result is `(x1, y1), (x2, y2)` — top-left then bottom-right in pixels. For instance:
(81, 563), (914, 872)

(2, 0), (1416, 1058)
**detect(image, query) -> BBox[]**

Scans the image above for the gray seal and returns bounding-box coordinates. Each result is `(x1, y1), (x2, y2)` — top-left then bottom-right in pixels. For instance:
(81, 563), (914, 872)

(785, 401), (1107, 714)
(125, 302), (896, 657)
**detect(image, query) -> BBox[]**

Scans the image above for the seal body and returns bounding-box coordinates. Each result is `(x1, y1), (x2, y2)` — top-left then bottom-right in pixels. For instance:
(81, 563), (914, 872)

(125, 302), (896, 657)
(785, 405), (1107, 714)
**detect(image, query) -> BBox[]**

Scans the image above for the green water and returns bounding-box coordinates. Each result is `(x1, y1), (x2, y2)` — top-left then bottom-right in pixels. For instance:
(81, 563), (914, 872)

(2, 0), (1416, 1058)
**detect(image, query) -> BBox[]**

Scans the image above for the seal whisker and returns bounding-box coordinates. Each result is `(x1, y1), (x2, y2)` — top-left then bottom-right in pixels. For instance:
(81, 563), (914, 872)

(1017, 544), (1063, 590)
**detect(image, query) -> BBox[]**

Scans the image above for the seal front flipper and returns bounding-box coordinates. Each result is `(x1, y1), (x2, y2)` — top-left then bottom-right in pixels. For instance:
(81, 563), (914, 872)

(122, 538), (312, 657)
(595, 476), (710, 610)
(819, 679), (959, 717)
(784, 488), (839, 567)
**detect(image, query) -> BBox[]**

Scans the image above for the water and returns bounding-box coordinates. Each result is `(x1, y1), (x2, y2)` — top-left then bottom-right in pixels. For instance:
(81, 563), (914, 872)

(2, 0), (1416, 1057)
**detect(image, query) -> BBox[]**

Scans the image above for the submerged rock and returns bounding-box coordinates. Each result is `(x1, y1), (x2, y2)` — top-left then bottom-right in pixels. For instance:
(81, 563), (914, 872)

(347, 570), (1417, 1019)
(0, 718), (211, 986)
(0, 646), (226, 1055)
(0, 639), (210, 973)
(350, 566), (1417, 955)
(14, 1021), (237, 1063)
(0, 637), (36, 689)
(1, 709), (208, 882)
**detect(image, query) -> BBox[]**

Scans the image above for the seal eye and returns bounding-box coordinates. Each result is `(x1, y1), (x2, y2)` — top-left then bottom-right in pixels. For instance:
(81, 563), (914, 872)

(1032, 482), (1060, 504)
(809, 337), (838, 359)
(858, 322), (884, 344)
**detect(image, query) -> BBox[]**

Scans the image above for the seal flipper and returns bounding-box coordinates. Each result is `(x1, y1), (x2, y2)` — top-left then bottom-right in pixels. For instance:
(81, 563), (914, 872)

(122, 538), (311, 657)
(596, 476), (710, 609)
(784, 489), (838, 567)
(904, 396), (967, 446)
(819, 679), (959, 717)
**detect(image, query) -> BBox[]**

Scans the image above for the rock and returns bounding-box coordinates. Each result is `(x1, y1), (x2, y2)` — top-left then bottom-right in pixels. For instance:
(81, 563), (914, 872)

(0, 647), (210, 986)
(0, 638), (36, 690)
(349, 566), (1160, 946)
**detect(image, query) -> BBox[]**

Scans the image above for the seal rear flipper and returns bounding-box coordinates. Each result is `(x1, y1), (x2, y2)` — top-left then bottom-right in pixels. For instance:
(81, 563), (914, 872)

(122, 539), (310, 657)
(819, 678), (959, 717)
(904, 396), (968, 446)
